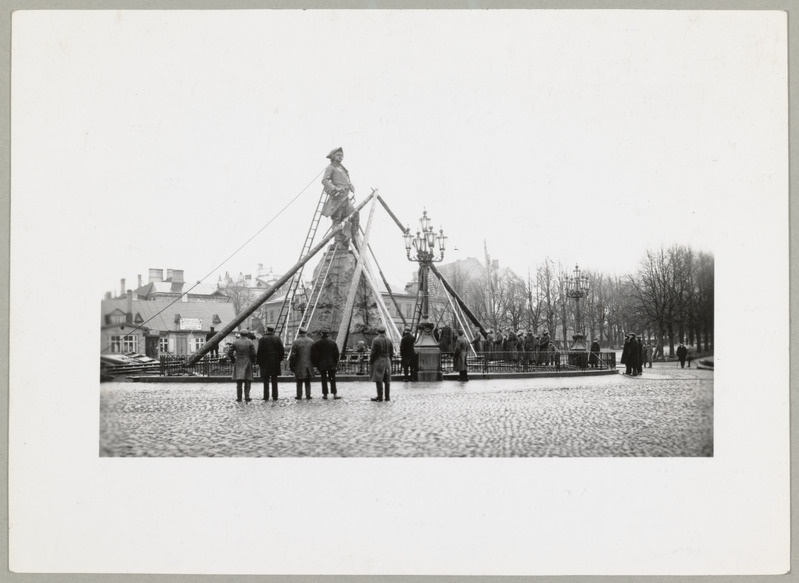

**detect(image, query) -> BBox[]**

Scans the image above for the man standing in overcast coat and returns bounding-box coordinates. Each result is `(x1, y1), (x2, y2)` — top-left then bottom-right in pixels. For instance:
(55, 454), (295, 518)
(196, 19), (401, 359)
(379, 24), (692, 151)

(311, 328), (341, 399)
(399, 326), (416, 382)
(370, 324), (394, 402)
(257, 324), (284, 401)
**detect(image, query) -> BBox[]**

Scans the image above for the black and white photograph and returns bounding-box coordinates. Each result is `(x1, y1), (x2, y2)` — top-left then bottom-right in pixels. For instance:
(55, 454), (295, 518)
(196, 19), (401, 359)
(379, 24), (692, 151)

(8, 6), (790, 577)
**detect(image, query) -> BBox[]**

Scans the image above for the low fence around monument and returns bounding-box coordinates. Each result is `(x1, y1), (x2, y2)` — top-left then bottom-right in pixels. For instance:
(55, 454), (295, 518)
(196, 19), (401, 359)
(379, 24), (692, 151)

(145, 350), (615, 379)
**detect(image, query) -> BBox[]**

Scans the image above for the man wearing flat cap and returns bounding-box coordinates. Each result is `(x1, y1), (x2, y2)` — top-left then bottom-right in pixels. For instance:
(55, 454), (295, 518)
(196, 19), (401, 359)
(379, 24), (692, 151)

(311, 328), (341, 399)
(369, 324), (394, 402)
(321, 147), (360, 248)
(399, 326), (416, 382)
(257, 324), (285, 401)
(289, 327), (315, 399)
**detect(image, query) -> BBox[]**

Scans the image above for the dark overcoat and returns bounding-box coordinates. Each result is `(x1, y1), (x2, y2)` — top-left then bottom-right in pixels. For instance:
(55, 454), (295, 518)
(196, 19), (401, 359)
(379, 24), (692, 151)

(256, 332), (285, 377)
(453, 335), (470, 372)
(400, 332), (416, 363)
(370, 333), (394, 382)
(228, 337), (256, 381)
(311, 336), (340, 370)
(289, 335), (315, 380)
(589, 340), (601, 366)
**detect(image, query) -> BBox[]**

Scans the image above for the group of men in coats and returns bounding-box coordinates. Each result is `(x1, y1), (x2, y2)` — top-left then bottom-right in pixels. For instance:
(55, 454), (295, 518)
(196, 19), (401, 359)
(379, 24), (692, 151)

(620, 333), (655, 376)
(225, 324), (396, 403)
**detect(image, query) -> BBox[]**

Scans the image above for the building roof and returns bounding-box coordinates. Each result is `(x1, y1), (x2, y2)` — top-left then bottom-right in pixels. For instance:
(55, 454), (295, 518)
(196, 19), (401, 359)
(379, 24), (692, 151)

(135, 281), (228, 298)
(101, 298), (237, 333)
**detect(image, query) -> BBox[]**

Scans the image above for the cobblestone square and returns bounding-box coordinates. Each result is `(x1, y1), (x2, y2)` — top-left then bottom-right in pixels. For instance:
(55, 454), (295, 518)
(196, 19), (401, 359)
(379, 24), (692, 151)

(100, 365), (713, 457)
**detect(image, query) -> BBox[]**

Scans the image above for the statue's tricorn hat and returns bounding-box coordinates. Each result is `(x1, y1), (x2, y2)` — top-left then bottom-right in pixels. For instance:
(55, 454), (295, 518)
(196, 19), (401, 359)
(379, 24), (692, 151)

(326, 147), (343, 159)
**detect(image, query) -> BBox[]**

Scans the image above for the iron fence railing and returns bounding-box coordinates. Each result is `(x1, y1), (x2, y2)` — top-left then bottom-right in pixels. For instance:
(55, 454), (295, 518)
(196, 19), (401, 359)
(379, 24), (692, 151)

(103, 351), (615, 380)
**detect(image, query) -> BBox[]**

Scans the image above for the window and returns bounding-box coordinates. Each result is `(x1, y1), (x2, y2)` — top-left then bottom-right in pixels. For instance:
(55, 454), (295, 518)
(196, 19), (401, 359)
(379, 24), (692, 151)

(122, 335), (138, 353)
(159, 337), (169, 353)
(111, 335), (138, 353)
(109, 314), (125, 325)
(190, 337), (205, 353)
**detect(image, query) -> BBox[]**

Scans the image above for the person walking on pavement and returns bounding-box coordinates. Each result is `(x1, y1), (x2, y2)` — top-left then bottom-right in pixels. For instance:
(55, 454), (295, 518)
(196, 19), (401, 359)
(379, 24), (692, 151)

(677, 341), (688, 368)
(256, 324), (284, 401)
(453, 329), (471, 382)
(370, 324), (394, 402)
(321, 147), (359, 249)
(228, 328), (256, 402)
(289, 327), (315, 400)
(399, 326), (416, 382)
(311, 328), (341, 399)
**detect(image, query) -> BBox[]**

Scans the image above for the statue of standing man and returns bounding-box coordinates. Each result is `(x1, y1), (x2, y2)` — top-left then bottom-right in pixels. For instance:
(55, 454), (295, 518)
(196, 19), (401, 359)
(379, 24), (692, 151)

(321, 147), (360, 248)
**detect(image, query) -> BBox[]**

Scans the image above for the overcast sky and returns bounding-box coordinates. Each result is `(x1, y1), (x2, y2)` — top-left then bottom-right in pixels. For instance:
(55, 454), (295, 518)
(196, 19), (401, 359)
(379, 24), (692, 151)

(11, 10), (786, 297)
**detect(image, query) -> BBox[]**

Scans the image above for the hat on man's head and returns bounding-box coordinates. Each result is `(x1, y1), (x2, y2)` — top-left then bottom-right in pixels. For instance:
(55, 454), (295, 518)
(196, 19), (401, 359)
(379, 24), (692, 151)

(377, 324), (386, 333)
(266, 324), (275, 332)
(298, 327), (307, 334)
(404, 327), (411, 333)
(326, 147), (343, 159)
(320, 328), (330, 336)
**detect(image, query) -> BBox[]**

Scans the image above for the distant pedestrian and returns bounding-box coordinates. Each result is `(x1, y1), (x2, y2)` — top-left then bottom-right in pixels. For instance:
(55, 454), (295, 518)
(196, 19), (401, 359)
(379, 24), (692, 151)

(644, 342), (653, 368)
(439, 324), (453, 355)
(505, 329), (519, 365)
(538, 330), (551, 366)
(256, 324), (285, 401)
(686, 345), (694, 368)
(289, 327), (315, 400)
(370, 324), (394, 402)
(399, 326), (416, 382)
(589, 338), (600, 368)
(205, 326), (219, 358)
(637, 335), (645, 375)
(621, 333), (631, 374)
(627, 333), (641, 376)
(677, 341), (688, 368)
(484, 329), (495, 359)
(453, 329), (471, 381)
(471, 329), (484, 354)
(228, 329), (256, 402)
(493, 330), (505, 359)
(355, 340), (367, 375)
(311, 328), (341, 399)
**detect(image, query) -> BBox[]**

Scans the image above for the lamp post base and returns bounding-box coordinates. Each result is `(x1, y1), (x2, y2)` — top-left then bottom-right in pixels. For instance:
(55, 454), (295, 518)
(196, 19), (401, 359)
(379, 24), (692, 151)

(415, 321), (442, 382)
(570, 334), (588, 351)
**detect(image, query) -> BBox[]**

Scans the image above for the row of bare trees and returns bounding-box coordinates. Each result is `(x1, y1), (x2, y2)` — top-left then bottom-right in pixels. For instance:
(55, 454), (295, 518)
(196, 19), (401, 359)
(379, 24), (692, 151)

(427, 245), (713, 357)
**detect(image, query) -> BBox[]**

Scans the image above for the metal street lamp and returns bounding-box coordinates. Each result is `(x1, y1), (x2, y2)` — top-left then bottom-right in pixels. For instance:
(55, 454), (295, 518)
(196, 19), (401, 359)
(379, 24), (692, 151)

(566, 264), (590, 350)
(405, 209), (447, 381)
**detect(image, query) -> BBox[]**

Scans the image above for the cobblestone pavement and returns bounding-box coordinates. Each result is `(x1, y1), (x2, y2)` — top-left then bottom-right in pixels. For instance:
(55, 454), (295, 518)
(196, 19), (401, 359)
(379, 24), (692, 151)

(99, 364), (712, 457)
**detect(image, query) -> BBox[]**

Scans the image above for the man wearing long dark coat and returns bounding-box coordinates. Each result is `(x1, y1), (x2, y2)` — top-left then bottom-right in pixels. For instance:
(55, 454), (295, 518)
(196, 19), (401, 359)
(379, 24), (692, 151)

(589, 338), (601, 368)
(311, 329), (341, 399)
(627, 333), (641, 376)
(453, 330), (471, 381)
(257, 325), (284, 401)
(370, 325), (394, 402)
(289, 327), (315, 400)
(621, 333), (631, 374)
(677, 342), (688, 368)
(228, 330), (256, 402)
(399, 327), (416, 382)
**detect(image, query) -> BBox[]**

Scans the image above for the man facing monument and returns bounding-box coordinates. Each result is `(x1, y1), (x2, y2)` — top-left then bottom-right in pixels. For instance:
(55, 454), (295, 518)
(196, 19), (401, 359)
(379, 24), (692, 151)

(321, 147), (360, 248)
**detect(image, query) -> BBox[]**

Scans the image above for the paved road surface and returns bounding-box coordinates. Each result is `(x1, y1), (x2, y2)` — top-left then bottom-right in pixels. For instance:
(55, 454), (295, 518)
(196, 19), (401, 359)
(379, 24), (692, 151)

(100, 364), (712, 457)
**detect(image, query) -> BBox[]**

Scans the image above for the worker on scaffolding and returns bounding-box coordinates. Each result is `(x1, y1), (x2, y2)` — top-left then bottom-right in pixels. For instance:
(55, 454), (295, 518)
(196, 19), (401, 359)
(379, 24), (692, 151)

(321, 146), (360, 248)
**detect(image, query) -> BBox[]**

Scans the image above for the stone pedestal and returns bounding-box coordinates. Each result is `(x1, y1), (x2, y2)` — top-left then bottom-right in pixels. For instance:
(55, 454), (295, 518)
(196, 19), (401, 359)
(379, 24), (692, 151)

(415, 321), (442, 381)
(305, 245), (382, 347)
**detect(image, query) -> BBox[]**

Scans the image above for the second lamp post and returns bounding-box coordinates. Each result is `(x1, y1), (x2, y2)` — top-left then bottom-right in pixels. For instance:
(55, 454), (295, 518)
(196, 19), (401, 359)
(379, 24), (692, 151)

(404, 209), (447, 382)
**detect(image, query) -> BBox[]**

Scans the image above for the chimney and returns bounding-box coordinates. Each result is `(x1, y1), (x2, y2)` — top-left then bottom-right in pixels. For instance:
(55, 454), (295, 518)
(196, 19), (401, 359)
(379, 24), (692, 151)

(166, 269), (174, 281)
(120, 278), (126, 297)
(149, 268), (163, 283)
(171, 269), (184, 283)
(126, 290), (133, 324)
(104, 291), (112, 300)
(137, 274), (142, 288)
